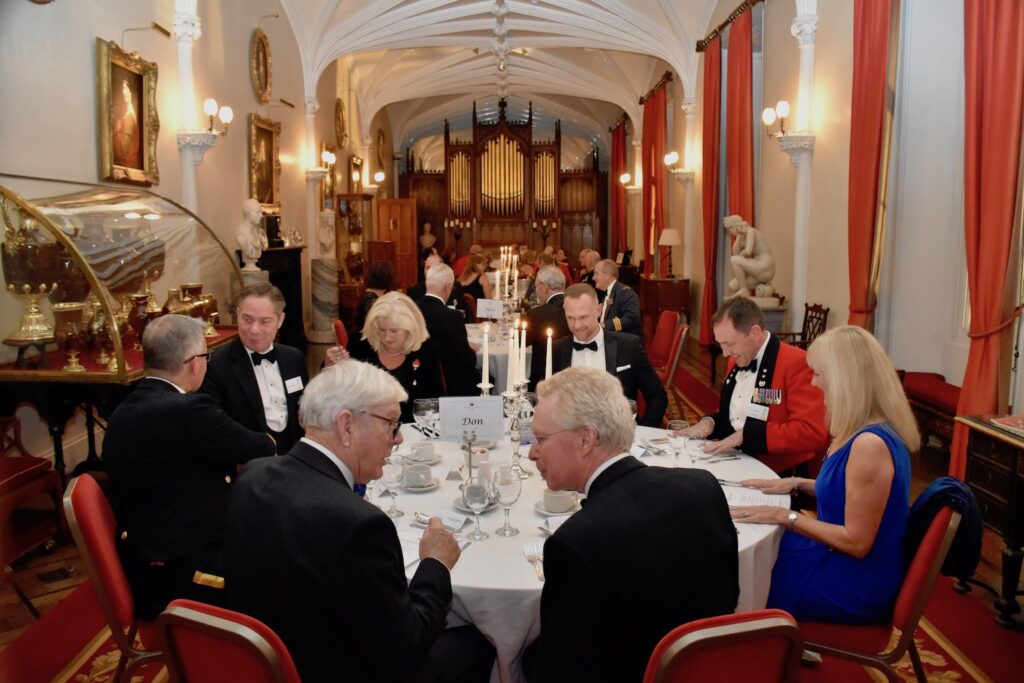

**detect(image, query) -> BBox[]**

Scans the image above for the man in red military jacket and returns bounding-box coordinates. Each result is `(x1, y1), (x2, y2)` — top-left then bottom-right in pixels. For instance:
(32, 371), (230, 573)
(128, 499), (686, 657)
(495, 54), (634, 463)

(686, 298), (829, 473)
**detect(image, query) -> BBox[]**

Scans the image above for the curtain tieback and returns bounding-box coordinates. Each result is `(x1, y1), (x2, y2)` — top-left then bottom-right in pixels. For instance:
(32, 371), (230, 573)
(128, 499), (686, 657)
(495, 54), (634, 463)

(967, 304), (1024, 339)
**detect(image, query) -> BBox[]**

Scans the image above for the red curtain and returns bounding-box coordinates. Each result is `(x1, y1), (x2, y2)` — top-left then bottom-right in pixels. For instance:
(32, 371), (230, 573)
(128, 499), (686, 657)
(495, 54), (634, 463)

(699, 40), (722, 346)
(610, 121), (628, 256)
(726, 10), (754, 222)
(847, 0), (892, 328)
(950, 0), (1024, 478)
(642, 84), (668, 275)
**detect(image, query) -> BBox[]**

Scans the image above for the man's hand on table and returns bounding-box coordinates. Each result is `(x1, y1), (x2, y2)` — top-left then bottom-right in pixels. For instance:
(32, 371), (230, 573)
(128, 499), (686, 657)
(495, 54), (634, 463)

(420, 517), (460, 570)
(681, 417), (714, 439)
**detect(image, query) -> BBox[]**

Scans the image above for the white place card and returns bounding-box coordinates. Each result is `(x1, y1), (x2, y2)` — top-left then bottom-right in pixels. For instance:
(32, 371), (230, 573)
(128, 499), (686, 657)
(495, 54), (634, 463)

(439, 396), (504, 440)
(724, 488), (778, 508)
(476, 298), (504, 319)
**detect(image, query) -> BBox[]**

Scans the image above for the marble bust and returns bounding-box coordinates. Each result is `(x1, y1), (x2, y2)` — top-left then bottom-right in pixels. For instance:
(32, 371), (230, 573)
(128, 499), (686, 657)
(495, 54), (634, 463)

(237, 199), (268, 271)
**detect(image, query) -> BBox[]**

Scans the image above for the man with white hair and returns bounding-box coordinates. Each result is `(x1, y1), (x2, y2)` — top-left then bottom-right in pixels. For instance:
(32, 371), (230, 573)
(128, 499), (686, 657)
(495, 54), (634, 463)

(418, 263), (479, 395)
(408, 253), (468, 313)
(593, 259), (641, 336)
(523, 367), (738, 683)
(224, 360), (494, 683)
(525, 265), (569, 347)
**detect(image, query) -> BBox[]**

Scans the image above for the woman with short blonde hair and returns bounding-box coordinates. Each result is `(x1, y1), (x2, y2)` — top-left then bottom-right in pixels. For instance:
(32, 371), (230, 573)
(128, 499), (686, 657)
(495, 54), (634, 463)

(732, 325), (916, 623)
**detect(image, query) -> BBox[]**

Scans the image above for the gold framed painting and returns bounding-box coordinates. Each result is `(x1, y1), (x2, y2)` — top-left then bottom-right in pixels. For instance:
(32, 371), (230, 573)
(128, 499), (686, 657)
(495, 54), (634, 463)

(335, 98), (348, 147)
(250, 29), (272, 103)
(96, 38), (159, 186)
(249, 113), (281, 212)
(320, 141), (337, 210)
(349, 155), (363, 194)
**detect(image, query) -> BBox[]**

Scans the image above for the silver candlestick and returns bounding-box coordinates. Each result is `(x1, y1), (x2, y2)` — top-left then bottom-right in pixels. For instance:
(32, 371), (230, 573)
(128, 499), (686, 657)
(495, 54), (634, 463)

(508, 380), (533, 479)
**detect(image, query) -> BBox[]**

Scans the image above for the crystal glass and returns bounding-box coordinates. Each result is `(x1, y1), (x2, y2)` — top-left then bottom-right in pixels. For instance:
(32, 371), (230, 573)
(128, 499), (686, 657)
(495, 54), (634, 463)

(423, 398), (440, 438)
(464, 475), (490, 541)
(627, 399), (638, 422)
(381, 456), (405, 518)
(667, 420), (689, 467)
(493, 465), (521, 537)
(412, 398), (433, 437)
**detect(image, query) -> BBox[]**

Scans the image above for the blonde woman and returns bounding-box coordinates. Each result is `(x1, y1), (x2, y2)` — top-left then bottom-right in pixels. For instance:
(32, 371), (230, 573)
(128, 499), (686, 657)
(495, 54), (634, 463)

(458, 254), (493, 301)
(732, 325), (918, 623)
(348, 291), (444, 422)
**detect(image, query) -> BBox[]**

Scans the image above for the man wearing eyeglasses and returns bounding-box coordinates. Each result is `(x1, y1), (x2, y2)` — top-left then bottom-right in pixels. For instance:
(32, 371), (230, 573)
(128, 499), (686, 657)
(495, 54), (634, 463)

(523, 367), (738, 683)
(224, 360), (495, 683)
(200, 283), (309, 454)
(103, 314), (276, 618)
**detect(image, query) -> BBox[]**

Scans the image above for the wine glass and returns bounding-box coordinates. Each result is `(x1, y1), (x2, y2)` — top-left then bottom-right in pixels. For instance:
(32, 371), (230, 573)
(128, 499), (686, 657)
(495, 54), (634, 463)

(423, 398), (440, 439)
(464, 475), (490, 541)
(667, 419), (689, 467)
(493, 465), (521, 537)
(381, 456), (405, 518)
(627, 399), (638, 422)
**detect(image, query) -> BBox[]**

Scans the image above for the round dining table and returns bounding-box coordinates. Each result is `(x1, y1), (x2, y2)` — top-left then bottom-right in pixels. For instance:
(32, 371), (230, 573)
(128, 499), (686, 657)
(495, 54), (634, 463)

(371, 423), (789, 683)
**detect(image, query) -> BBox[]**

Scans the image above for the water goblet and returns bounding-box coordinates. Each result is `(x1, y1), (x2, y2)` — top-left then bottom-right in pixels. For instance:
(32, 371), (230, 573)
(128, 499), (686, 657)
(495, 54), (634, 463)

(464, 475), (490, 541)
(627, 399), (638, 422)
(382, 456), (405, 518)
(493, 465), (521, 537)
(423, 398), (440, 439)
(667, 420), (689, 467)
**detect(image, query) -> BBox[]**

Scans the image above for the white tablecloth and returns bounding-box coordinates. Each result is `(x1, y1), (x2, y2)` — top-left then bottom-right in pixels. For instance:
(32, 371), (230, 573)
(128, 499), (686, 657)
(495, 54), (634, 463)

(466, 323), (532, 393)
(375, 424), (788, 683)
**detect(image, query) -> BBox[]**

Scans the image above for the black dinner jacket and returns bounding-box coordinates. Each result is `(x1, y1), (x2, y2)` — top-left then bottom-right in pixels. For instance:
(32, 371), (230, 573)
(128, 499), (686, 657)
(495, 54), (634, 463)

(224, 441), (453, 683)
(103, 378), (276, 566)
(200, 337), (308, 454)
(525, 292), (570, 348)
(600, 280), (642, 336)
(417, 294), (478, 395)
(407, 280), (469, 315)
(522, 457), (739, 683)
(529, 330), (668, 427)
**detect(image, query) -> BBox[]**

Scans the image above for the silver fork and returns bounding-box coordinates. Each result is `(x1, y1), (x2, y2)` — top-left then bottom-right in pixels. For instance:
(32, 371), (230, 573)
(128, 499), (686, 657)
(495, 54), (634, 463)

(524, 539), (545, 581)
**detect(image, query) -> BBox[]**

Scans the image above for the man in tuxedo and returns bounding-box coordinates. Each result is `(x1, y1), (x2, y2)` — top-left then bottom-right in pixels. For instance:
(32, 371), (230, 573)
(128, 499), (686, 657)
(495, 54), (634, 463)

(593, 259), (641, 336)
(417, 264), (478, 395)
(529, 284), (666, 427)
(523, 367), (738, 683)
(103, 315), (276, 618)
(684, 297), (828, 473)
(408, 254), (468, 314)
(200, 283), (308, 454)
(224, 360), (494, 683)
(525, 265), (569, 348)
(577, 249), (600, 295)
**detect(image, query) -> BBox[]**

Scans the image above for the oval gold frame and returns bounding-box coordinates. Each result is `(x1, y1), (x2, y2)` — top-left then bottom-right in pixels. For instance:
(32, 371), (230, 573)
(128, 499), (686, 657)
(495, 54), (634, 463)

(250, 28), (272, 104)
(335, 98), (348, 147)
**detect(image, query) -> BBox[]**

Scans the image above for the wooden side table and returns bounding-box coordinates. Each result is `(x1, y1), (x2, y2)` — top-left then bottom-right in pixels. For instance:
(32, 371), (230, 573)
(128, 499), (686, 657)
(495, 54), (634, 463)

(955, 415), (1024, 627)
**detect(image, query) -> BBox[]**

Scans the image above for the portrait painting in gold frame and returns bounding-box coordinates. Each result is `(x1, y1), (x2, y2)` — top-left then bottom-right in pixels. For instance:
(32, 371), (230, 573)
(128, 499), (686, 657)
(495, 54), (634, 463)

(250, 29), (272, 103)
(249, 113), (281, 212)
(96, 38), (159, 186)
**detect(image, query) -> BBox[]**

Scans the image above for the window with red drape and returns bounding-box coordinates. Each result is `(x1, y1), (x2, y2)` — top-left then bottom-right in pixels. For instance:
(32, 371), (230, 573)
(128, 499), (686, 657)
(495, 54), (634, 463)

(642, 85), (667, 275)
(610, 121), (628, 256)
(950, 0), (1024, 478)
(700, 40), (722, 346)
(726, 10), (754, 223)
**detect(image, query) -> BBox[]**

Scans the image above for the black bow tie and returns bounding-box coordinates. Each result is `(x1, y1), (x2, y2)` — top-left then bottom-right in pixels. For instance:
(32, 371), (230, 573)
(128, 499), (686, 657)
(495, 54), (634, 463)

(735, 359), (757, 373)
(251, 349), (278, 366)
(573, 340), (598, 352)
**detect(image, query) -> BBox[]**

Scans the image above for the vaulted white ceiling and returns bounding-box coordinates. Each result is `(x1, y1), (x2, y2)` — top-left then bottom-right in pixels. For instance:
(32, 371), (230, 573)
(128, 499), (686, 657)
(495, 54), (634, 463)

(280, 0), (719, 164)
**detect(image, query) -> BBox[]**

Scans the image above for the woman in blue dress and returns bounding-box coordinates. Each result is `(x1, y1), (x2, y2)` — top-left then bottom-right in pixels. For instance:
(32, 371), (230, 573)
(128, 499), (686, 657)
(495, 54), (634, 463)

(732, 325), (918, 623)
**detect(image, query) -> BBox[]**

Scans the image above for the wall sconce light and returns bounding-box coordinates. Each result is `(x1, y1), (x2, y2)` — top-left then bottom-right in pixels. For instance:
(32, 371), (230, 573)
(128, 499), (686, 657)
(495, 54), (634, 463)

(619, 172), (631, 185)
(373, 170), (386, 183)
(761, 100), (790, 138)
(203, 98), (233, 135)
(352, 170), (362, 183)
(663, 151), (680, 168)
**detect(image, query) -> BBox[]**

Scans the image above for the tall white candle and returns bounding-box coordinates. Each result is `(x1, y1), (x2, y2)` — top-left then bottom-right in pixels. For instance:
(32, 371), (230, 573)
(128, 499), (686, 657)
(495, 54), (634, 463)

(495, 264), (502, 300)
(482, 324), (490, 389)
(506, 321), (518, 393)
(519, 321), (528, 384)
(545, 328), (553, 379)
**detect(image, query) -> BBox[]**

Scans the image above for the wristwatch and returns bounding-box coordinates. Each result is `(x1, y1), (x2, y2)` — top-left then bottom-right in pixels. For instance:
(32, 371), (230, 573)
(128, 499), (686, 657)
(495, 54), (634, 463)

(787, 511), (799, 528)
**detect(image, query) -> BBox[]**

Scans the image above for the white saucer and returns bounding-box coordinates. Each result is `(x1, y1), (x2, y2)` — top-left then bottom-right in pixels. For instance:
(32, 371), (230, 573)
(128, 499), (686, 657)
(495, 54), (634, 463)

(453, 497), (497, 514)
(403, 478), (440, 492)
(533, 501), (581, 517)
(474, 440), (498, 450)
(403, 455), (441, 466)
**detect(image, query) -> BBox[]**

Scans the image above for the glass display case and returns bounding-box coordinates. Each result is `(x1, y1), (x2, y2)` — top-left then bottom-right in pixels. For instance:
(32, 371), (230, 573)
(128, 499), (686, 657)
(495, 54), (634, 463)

(0, 174), (243, 381)
(337, 192), (373, 282)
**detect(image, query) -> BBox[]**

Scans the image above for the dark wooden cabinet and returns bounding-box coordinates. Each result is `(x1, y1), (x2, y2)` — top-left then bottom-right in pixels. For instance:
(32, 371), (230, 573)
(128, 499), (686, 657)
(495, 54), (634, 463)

(639, 276), (690, 338)
(254, 247), (306, 350)
(955, 415), (1024, 626)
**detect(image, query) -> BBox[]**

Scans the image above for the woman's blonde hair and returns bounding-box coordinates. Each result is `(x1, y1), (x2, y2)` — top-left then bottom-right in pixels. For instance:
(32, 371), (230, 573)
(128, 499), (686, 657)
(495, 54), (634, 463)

(806, 325), (920, 452)
(459, 254), (486, 282)
(360, 291), (429, 355)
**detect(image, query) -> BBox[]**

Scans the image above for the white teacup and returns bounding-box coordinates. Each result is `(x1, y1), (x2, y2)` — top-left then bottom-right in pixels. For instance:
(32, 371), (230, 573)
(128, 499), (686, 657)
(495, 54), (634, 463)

(543, 488), (576, 513)
(410, 442), (435, 462)
(465, 447), (490, 468)
(405, 464), (432, 488)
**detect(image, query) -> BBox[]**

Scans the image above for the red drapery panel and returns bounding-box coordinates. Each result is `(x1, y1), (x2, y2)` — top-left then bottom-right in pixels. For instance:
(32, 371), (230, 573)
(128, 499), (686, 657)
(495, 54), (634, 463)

(642, 85), (668, 275)
(847, 0), (891, 328)
(726, 10), (754, 222)
(950, 0), (1024, 478)
(699, 40), (722, 346)
(610, 121), (628, 256)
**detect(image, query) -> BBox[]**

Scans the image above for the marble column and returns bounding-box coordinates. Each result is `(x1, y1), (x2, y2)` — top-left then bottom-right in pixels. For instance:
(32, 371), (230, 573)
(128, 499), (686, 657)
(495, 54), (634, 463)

(308, 258), (340, 344)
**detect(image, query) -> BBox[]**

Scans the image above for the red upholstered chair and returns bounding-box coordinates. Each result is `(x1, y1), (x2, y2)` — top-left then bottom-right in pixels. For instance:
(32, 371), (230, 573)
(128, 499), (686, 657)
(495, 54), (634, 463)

(63, 474), (163, 682)
(658, 323), (690, 388)
(801, 506), (961, 682)
(332, 319), (349, 348)
(463, 293), (478, 322)
(1, 416), (65, 588)
(158, 599), (301, 683)
(643, 609), (803, 683)
(649, 310), (681, 371)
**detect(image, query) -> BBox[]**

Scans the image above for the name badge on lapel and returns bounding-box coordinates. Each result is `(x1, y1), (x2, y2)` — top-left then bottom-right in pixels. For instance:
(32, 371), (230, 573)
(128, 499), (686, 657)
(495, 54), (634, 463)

(747, 403), (769, 421)
(752, 388), (782, 405)
(285, 376), (304, 394)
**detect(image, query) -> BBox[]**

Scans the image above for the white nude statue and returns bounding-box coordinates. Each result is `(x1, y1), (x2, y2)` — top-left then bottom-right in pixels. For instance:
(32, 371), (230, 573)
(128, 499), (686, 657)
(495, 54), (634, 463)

(317, 209), (336, 257)
(724, 215), (776, 300)
(237, 199), (268, 271)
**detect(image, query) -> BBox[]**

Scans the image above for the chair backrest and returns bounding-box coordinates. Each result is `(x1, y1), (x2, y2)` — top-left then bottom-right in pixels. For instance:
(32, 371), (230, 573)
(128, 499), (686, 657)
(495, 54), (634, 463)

(332, 319), (348, 347)
(63, 474), (136, 649)
(893, 506), (960, 633)
(801, 303), (830, 343)
(644, 609), (803, 683)
(158, 599), (301, 683)
(463, 292), (477, 321)
(662, 323), (690, 388)
(649, 310), (681, 369)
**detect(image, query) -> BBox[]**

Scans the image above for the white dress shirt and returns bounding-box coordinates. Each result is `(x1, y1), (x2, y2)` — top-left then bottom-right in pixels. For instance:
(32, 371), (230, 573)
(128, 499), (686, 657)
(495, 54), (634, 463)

(247, 344), (288, 433)
(300, 437), (356, 490)
(728, 332), (772, 432)
(570, 331), (607, 372)
(599, 280), (616, 323)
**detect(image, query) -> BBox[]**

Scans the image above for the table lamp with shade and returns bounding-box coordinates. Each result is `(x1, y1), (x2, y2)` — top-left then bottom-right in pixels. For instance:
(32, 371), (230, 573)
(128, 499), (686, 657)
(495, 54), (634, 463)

(658, 228), (682, 278)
